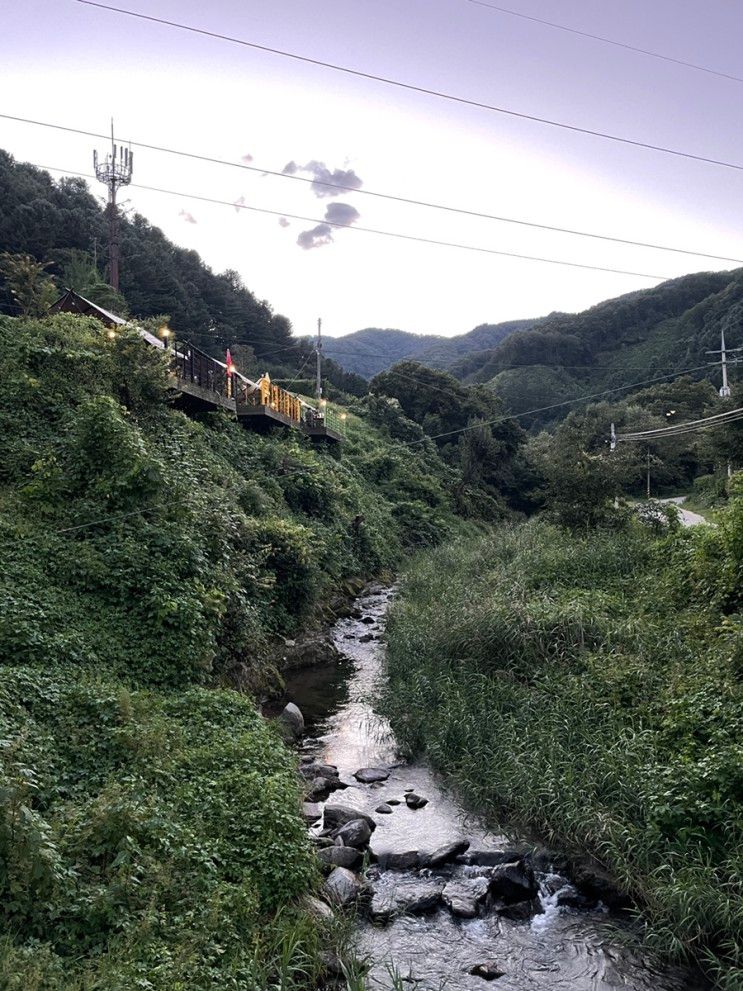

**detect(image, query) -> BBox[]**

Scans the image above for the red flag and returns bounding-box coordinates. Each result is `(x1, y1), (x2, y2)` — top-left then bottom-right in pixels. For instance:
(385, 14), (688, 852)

(225, 348), (234, 375)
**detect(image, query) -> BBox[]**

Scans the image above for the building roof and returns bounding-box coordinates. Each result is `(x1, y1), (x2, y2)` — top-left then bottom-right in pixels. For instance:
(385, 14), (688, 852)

(48, 288), (128, 327)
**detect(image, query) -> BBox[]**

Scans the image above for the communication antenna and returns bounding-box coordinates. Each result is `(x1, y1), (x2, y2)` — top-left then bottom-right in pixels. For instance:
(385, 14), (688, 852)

(94, 119), (133, 291)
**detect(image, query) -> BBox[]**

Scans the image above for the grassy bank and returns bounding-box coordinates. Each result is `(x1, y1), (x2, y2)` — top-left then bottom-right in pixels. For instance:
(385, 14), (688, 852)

(0, 314), (475, 987)
(384, 512), (743, 987)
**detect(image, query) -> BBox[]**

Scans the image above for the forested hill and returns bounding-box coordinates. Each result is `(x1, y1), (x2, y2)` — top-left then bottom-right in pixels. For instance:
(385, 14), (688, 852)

(322, 318), (540, 378)
(0, 150), (293, 358)
(453, 269), (743, 426)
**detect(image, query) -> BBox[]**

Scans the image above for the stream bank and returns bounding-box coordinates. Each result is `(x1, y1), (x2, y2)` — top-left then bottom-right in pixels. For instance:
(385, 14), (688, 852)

(274, 585), (706, 991)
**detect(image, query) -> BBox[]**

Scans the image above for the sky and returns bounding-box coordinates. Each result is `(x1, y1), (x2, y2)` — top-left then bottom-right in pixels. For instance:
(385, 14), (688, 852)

(2, 0), (743, 339)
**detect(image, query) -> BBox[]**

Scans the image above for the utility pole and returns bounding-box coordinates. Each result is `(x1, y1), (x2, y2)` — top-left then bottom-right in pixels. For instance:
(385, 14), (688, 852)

(646, 449), (651, 499)
(315, 317), (323, 404)
(706, 328), (743, 399)
(94, 120), (133, 292)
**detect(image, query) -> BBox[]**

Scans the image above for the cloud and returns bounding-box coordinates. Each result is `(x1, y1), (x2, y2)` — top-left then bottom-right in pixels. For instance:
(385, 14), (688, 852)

(296, 201), (361, 250)
(303, 160), (363, 198)
(297, 223), (334, 250)
(179, 209), (197, 224)
(233, 195), (246, 213)
(241, 153), (254, 163)
(282, 159), (363, 197)
(324, 202), (360, 226)
(278, 217), (290, 228)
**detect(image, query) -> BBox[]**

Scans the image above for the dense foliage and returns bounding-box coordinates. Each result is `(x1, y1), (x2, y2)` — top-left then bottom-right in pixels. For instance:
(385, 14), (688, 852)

(384, 510), (743, 987)
(0, 151), (293, 358)
(0, 312), (473, 988)
(368, 361), (527, 515)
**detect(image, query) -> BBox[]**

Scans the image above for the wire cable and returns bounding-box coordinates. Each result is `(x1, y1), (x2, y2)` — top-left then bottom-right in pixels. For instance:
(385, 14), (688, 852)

(30, 163), (673, 282)
(465, 0), (743, 86)
(73, 1), (743, 175)
(3, 113), (742, 265)
(401, 362), (717, 445)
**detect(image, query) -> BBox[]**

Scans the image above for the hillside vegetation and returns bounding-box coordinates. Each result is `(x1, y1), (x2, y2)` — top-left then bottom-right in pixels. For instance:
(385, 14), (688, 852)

(384, 510), (743, 987)
(0, 312), (481, 989)
(453, 270), (743, 427)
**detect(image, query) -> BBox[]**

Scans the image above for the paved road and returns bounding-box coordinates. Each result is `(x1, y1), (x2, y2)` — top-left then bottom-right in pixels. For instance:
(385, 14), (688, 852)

(660, 497), (707, 528)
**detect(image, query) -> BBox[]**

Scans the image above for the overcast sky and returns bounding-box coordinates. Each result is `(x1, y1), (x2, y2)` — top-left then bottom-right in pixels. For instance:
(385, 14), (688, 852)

(2, 0), (743, 339)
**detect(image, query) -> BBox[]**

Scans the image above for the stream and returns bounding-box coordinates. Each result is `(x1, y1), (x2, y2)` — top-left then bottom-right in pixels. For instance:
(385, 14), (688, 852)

(281, 584), (706, 991)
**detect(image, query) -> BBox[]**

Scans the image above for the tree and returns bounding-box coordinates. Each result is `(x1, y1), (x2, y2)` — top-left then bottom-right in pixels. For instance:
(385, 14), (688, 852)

(0, 252), (56, 317)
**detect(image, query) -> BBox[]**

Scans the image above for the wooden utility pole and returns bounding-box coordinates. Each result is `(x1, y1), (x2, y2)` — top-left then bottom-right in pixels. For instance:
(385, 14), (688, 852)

(94, 121), (133, 291)
(315, 317), (323, 403)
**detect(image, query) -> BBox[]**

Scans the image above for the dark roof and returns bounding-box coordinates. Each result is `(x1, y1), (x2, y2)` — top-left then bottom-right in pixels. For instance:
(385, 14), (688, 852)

(48, 288), (128, 327)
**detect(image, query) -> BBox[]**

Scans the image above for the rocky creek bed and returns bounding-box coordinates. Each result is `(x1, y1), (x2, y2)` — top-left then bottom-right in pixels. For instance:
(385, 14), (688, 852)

(271, 584), (707, 990)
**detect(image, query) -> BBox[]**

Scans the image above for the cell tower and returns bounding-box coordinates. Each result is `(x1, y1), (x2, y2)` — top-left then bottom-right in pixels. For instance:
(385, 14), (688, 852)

(94, 121), (133, 292)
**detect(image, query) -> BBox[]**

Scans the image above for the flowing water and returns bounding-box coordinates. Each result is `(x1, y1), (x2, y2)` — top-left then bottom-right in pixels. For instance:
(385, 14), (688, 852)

(281, 585), (706, 991)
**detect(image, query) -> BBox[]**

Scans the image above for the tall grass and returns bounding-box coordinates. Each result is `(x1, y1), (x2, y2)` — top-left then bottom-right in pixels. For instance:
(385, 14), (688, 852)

(384, 520), (743, 987)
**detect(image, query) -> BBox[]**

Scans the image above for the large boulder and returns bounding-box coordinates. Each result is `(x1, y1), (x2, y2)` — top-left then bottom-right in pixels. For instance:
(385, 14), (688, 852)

(306, 777), (332, 802)
(372, 849), (420, 871)
(323, 867), (361, 907)
(324, 804), (376, 832)
(304, 895), (334, 923)
(442, 877), (489, 918)
(299, 763), (340, 781)
(318, 846), (364, 871)
(424, 839), (470, 867)
(405, 793), (428, 810)
(279, 702), (304, 739)
(354, 767), (390, 784)
(457, 850), (523, 867)
(487, 862), (538, 904)
(333, 818), (372, 849)
(302, 802), (322, 824)
(276, 634), (341, 671)
(369, 880), (444, 920)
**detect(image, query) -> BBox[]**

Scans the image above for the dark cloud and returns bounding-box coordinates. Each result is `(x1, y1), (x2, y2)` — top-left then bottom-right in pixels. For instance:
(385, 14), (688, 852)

(302, 159), (362, 198)
(278, 217), (290, 228)
(178, 209), (197, 224)
(297, 223), (334, 250)
(296, 201), (360, 250)
(324, 202), (360, 226)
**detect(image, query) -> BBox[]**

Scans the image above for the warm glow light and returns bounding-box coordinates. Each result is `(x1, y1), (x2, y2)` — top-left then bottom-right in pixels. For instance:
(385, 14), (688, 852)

(320, 399), (327, 407)
(340, 413), (347, 420)
(106, 329), (116, 340)
(160, 326), (172, 339)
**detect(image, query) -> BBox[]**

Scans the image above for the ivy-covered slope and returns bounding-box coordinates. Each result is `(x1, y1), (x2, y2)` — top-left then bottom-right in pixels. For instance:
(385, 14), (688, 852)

(0, 313), (468, 988)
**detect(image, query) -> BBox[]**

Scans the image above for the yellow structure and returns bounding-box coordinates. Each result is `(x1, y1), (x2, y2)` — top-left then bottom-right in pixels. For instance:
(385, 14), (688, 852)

(256, 373), (302, 424)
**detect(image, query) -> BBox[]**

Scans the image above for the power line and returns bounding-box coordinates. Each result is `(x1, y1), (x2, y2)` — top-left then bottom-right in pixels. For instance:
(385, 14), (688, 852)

(30, 163), (673, 281)
(465, 0), (743, 86)
(74, 1), (743, 176)
(4, 114), (742, 265)
(402, 362), (717, 445)
(618, 405), (743, 441)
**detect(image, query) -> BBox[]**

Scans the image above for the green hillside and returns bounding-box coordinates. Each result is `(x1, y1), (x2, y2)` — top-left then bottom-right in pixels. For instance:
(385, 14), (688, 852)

(0, 312), (502, 988)
(452, 270), (743, 427)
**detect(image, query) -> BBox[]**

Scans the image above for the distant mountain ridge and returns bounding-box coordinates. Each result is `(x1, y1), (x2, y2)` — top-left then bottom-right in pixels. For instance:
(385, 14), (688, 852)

(322, 318), (541, 378)
(455, 269), (743, 427)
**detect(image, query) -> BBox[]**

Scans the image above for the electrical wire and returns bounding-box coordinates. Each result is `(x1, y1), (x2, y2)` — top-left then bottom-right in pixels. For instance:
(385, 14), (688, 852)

(3, 113), (742, 265)
(618, 405), (743, 441)
(74, 1), (743, 175)
(29, 163), (673, 282)
(401, 362), (717, 445)
(464, 0), (743, 86)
